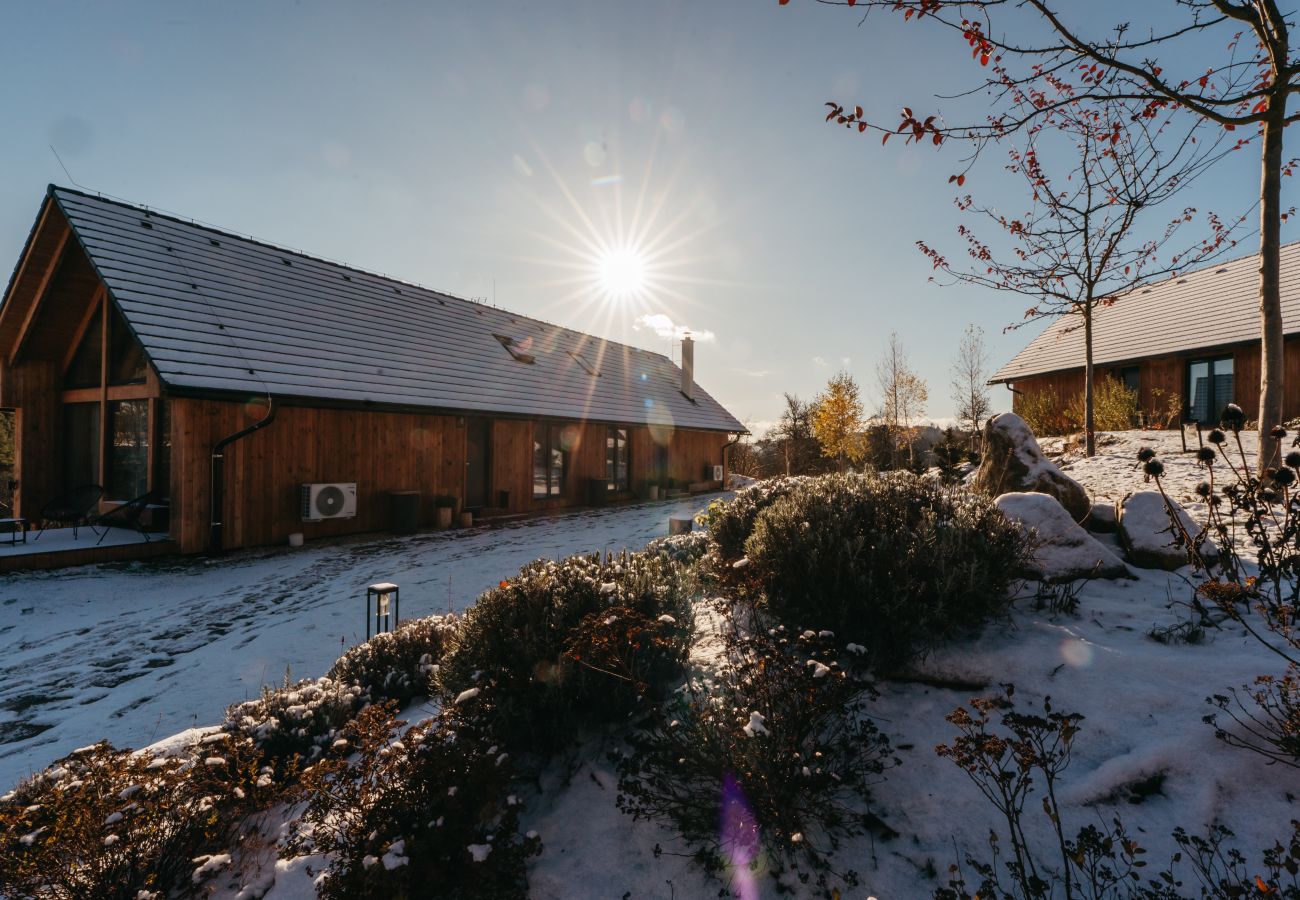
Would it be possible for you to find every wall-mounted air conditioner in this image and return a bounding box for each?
[710,465,724,482]
[301,483,357,521]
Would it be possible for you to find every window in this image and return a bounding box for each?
[1187,356,1234,423]
[1119,366,1140,395]
[533,422,568,498]
[108,305,147,385]
[65,309,103,389]
[495,333,536,364]
[62,402,100,487]
[606,427,629,492]
[108,399,149,498]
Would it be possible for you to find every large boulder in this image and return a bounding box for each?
[1118,491,1218,571]
[973,413,1091,522]
[995,492,1131,582]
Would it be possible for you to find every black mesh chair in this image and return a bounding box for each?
[91,491,160,545]
[35,484,104,540]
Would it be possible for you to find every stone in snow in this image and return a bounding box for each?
[973,413,1091,522]
[1119,491,1218,571]
[995,492,1131,582]
[1084,501,1117,534]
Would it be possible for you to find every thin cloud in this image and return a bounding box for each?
[812,356,828,368]
[734,368,772,378]
[634,313,716,343]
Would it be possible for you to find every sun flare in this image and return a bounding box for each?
[597,247,648,299]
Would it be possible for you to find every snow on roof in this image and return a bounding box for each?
[989,241,1300,384]
[47,186,745,433]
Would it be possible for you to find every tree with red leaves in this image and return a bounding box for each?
[918,95,1244,455]
[799,0,1298,471]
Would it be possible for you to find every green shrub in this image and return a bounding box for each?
[697,476,811,559]
[0,735,270,899]
[615,628,895,889]
[744,472,1027,671]
[328,614,459,706]
[224,675,363,772]
[290,701,541,900]
[435,551,694,750]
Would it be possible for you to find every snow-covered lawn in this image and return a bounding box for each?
[10,429,1298,899]
[0,495,722,790]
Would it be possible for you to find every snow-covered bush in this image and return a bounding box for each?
[697,476,811,559]
[615,628,895,890]
[744,472,1027,672]
[223,675,363,772]
[327,613,459,705]
[289,700,541,900]
[645,529,712,566]
[563,605,694,721]
[436,551,694,750]
[0,735,269,899]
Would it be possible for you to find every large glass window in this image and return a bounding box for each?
[64,309,103,389]
[107,399,149,498]
[108,306,147,385]
[1187,356,1234,423]
[62,402,101,487]
[606,427,629,492]
[533,422,568,498]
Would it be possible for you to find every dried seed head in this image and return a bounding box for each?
[1286,450,1300,469]
[1221,404,1246,432]
[1136,447,1157,462]
[1262,488,1281,504]
[1272,425,1289,439]
[1273,467,1296,487]
[1208,429,1227,445]
[1143,460,1165,478]
[1196,447,1216,464]
[1195,481,1212,498]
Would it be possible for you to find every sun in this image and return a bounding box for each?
[597,247,647,299]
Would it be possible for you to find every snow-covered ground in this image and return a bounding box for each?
[12,429,1299,899]
[0,495,721,790]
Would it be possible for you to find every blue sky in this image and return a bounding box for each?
[1,1,1291,434]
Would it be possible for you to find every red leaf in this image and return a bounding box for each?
[855,105,863,118]
[858,121,867,133]
[881,132,891,145]
[779,0,790,5]
[956,174,966,187]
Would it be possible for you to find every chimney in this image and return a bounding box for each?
[680,333,695,400]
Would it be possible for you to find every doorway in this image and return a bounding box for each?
[465,418,491,508]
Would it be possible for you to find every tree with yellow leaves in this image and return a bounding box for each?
[810,371,866,472]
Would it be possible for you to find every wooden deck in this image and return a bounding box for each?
[0,527,178,573]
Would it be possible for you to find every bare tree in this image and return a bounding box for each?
[919,95,1242,455]
[876,333,929,466]
[772,392,821,475]
[950,324,992,444]
[812,0,1300,470]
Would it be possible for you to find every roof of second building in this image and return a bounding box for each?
[45,186,744,432]
[990,240,1300,383]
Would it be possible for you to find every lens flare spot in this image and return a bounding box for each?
[720,774,761,900]
[1061,639,1094,668]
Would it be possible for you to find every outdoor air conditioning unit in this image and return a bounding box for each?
[301,483,357,522]
[710,465,724,482]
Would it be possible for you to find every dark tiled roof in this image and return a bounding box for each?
[48,187,744,432]
[990,241,1300,383]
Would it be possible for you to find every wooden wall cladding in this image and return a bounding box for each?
[170,397,733,552]
[172,399,468,552]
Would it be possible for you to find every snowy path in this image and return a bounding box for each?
[0,495,721,790]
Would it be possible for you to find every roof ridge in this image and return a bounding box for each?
[47,184,677,366]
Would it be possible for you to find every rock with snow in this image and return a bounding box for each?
[974,413,1091,522]
[1118,491,1217,571]
[1084,501,1117,534]
[995,492,1130,582]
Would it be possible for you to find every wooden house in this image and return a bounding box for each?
[0,186,744,557]
[990,242,1300,427]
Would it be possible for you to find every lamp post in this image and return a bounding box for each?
[366,582,400,640]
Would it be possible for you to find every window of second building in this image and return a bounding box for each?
[606,427,629,491]
[1187,356,1234,423]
